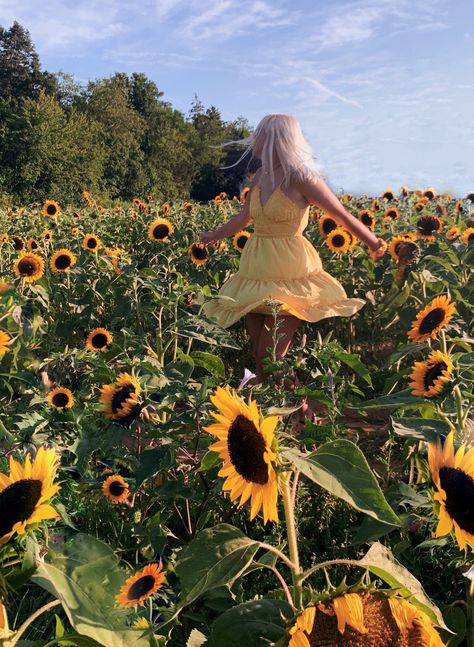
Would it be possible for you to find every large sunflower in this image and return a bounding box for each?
[325,227,351,254]
[86,327,113,351]
[42,200,61,218]
[461,227,474,244]
[50,249,77,273]
[202,385,279,524]
[233,230,251,251]
[409,350,453,397]
[188,242,209,267]
[0,330,12,354]
[47,387,75,410]
[116,563,166,607]
[0,447,60,544]
[147,218,174,242]
[289,592,445,647]
[99,372,142,423]
[407,295,456,342]
[13,252,45,283]
[319,215,338,237]
[82,233,102,252]
[416,215,443,240]
[388,234,418,261]
[102,474,129,503]
[428,431,474,551]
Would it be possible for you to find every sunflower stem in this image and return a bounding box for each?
[440,329,448,355]
[454,385,465,440]
[281,471,302,609]
[10,599,61,646]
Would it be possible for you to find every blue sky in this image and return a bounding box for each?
[1,0,473,196]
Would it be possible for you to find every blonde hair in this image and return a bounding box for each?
[213,113,324,190]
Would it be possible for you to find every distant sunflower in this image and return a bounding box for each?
[203,384,279,524]
[414,201,427,212]
[408,295,456,342]
[383,207,400,222]
[417,215,443,240]
[0,447,60,544]
[409,350,453,397]
[371,198,382,211]
[467,192,474,202]
[422,188,437,200]
[12,236,24,251]
[0,330,12,354]
[147,218,174,242]
[27,238,40,252]
[40,229,53,241]
[399,186,410,197]
[82,234,101,252]
[461,227,474,244]
[99,372,141,423]
[188,242,209,267]
[42,200,61,218]
[47,387,74,410]
[428,431,474,552]
[13,252,45,283]
[0,234,8,244]
[326,227,351,253]
[212,240,227,253]
[454,199,465,214]
[233,230,251,251]
[116,563,166,607]
[71,227,80,236]
[86,327,113,351]
[319,215,338,237]
[357,210,375,229]
[50,249,77,273]
[446,225,461,240]
[289,592,445,647]
[102,474,129,503]
[382,189,395,201]
[240,187,250,202]
[435,204,447,217]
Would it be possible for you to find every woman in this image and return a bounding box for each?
[198,114,387,397]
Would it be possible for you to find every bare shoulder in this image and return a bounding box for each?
[293,171,333,206]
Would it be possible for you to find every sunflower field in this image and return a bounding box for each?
[0,187,473,647]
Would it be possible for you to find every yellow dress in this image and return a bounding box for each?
[202,181,365,329]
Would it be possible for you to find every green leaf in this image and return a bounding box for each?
[190,350,226,379]
[348,389,425,410]
[175,524,259,609]
[282,442,400,526]
[388,343,425,366]
[391,417,450,442]
[206,599,293,647]
[135,445,176,487]
[334,351,372,386]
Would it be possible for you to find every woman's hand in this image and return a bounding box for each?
[199,230,219,246]
[368,238,387,262]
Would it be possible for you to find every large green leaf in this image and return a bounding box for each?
[190,350,225,379]
[32,534,153,647]
[175,524,259,609]
[391,417,450,442]
[283,441,400,526]
[348,389,425,410]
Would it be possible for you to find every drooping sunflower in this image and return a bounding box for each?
[407,295,456,342]
[147,218,174,242]
[102,474,130,503]
[325,227,351,254]
[86,327,113,351]
[116,563,166,607]
[394,241,420,281]
[13,252,45,283]
[388,234,418,261]
[82,233,101,252]
[357,209,375,229]
[202,384,279,524]
[47,387,74,410]
[288,592,445,647]
[409,350,453,397]
[0,447,60,544]
[50,249,77,273]
[445,225,461,240]
[99,372,142,423]
[240,187,250,202]
[188,242,209,267]
[428,431,474,551]
[383,207,400,222]
[233,230,251,251]
[461,227,474,244]
[27,238,40,252]
[0,330,12,354]
[416,215,443,240]
[42,200,61,218]
[319,215,338,237]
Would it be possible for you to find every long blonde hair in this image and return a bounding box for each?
[214,113,324,190]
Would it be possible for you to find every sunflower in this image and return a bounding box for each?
[467,192,474,202]
[147,218,174,242]
[371,198,382,211]
[325,227,351,253]
[132,618,152,630]
[233,230,251,251]
[240,187,250,202]
[394,241,420,281]
[399,186,410,197]
[422,188,436,200]
[382,189,395,201]
[461,227,474,244]
[71,227,80,236]
[27,238,40,252]
[319,215,338,237]
[289,592,445,647]
[40,229,53,241]
[11,236,24,251]
[435,204,447,217]
[188,242,209,267]
[0,234,8,244]
[388,234,418,261]
[383,207,400,222]
[446,225,461,240]
[409,350,453,397]
[408,295,456,342]
[428,431,474,552]
[0,447,60,544]
[47,387,74,410]
[99,372,142,422]
[202,384,279,524]
[50,249,77,273]
[13,252,45,283]
[212,240,227,252]
[116,563,166,607]
[162,203,170,214]
[416,215,443,240]
[454,199,465,214]
[82,233,101,252]
[42,200,61,218]
[102,474,130,503]
[0,330,12,354]
[86,327,113,351]
[357,210,375,228]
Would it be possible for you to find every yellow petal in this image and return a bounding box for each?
[435,504,453,537]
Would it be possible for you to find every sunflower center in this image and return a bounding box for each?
[87,238,98,249]
[423,362,447,390]
[152,224,169,239]
[55,254,71,270]
[47,204,57,215]
[322,219,337,235]
[13,237,24,250]
[417,216,439,235]
[112,385,136,413]
[0,479,43,538]
[52,391,70,408]
[418,308,445,334]
[192,246,207,260]
[29,240,38,249]
[439,467,474,534]
[227,414,269,485]
[387,210,397,219]
[127,575,156,600]
[237,236,248,248]
[361,213,372,225]
[468,232,474,243]
[109,480,126,496]
[18,258,38,276]
[332,234,345,248]
[92,333,108,349]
